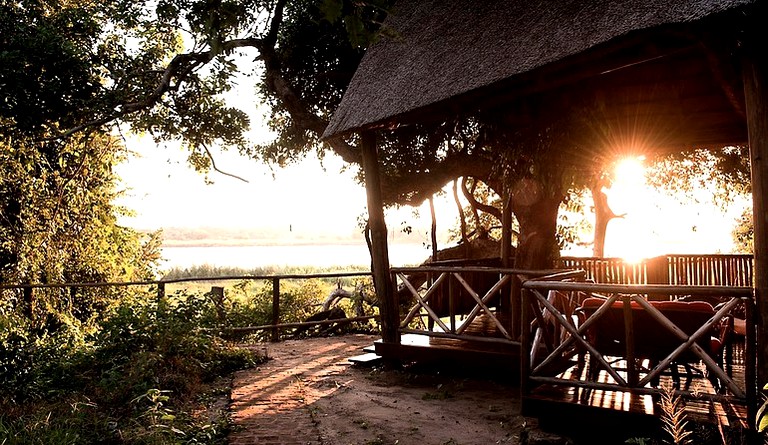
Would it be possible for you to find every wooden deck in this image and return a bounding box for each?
[376,326,750,430]
[524,353,749,430]
[374,312,521,371]
[382,262,756,437]
[374,306,750,434]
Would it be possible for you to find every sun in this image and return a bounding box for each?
[613,156,646,189]
[603,156,652,262]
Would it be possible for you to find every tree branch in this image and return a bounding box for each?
[382,152,494,206]
[461,177,502,220]
[55,38,264,140]
[201,143,249,183]
[453,179,468,242]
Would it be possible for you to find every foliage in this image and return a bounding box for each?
[0,132,162,328]
[732,206,754,254]
[0,290,260,444]
[0,309,87,403]
[659,387,692,445]
[646,146,751,208]
[757,383,768,434]
[224,278,325,339]
[556,188,593,252]
[254,0,375,165]
[0,0,103,135]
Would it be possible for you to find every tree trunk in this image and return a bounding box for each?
[510,177,564,337]
[591,179,620,258]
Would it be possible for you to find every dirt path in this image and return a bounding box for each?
[229,334,532,445]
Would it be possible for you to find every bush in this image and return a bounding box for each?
[0,308,89,402]
[84,292,256,405]
[224,279,325,340]
[0,290,261,444]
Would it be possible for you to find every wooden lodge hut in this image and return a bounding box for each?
[323,0,766,435]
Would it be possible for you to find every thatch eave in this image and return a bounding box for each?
[322,0,756,141]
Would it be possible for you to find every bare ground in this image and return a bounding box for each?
[228,334,556,445]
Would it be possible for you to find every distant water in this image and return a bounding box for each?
[160,243,432,269]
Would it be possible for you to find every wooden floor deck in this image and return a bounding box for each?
[525,352,749,431]
[374,333,520,371]
[374,312,520,370]
[371,312,750,432]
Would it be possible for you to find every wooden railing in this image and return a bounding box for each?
[521,280,754,407]
[666,254,753,287]
[391,266,582,345]
[0,271,373,342]
[558,254,753,287]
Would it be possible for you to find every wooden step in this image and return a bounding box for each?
[348,352,383,366]
[363,344,376,353]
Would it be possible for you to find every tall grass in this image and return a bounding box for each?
[161,264,370,281]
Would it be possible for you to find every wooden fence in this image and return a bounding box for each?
[0,271,373,342]
[558,254,753,287]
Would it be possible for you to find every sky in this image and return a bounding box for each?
[113,134,453,245]
[113,64,453,247]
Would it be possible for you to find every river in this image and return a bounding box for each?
[160,242,432,270]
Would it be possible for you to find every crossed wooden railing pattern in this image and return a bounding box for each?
[392,267,583,344]
[392,266,515,344]
[396,267,514,342]
[521,280,754,403]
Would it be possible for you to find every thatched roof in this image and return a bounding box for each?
[323,0,755,140]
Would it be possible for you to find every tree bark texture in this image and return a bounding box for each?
[510,177,564,337]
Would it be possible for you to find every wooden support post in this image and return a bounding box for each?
[272,277,280,342]
[623,294,637,387]
[449,275,456,334]
[744,1,768,408]
[23,285,34,319]
[501,190,519,337]
[361,131,398,344]
[520,288,533,415]
[210,286,225,322]
[156,282,165,301]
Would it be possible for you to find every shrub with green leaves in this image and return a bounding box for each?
[1,290,260,444]
[224,279,325,339]
[87,292,256,404]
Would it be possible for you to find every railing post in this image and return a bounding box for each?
[449,273,456,334]
[23,285,34,319]
[520,284,532,414]
[156,282,165,301]
[272,277,280,342]
[210,286,225,322]
[623,294,637,387]
[746,295,757,429]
